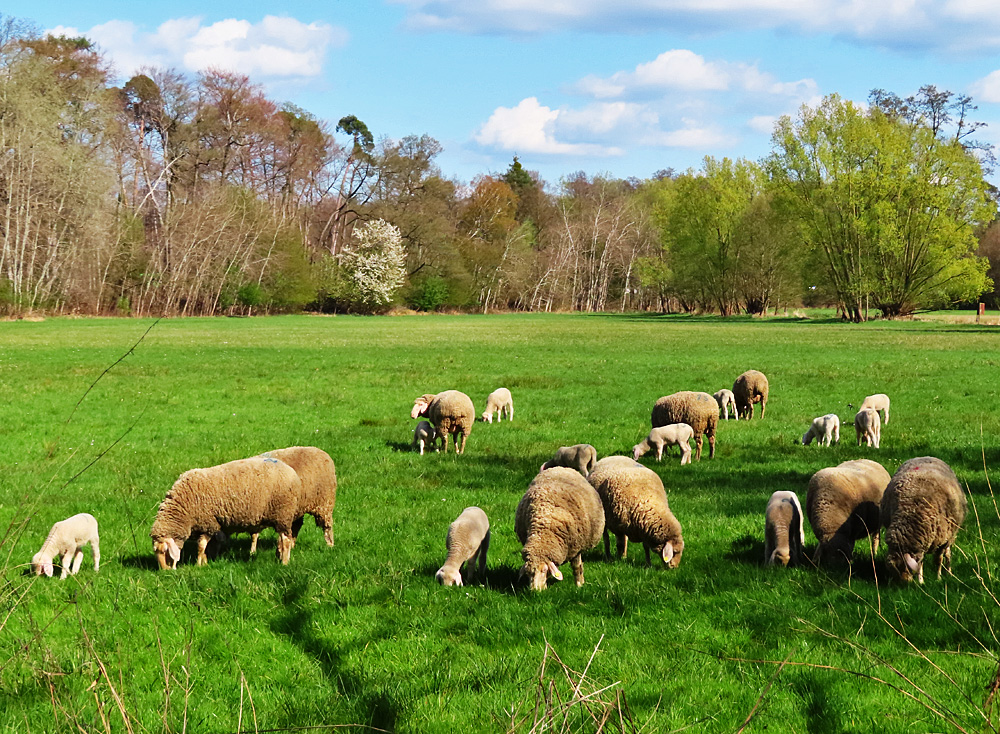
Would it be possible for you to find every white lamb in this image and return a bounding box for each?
[860,393,890,425]
[802,414,841,446]
[481,387,513,423]
[435,507,490,586]
[632,423,694,464]
[31,513,100,578]
[713,389,738,420]
[855,408,881,448]
[412,420,438,455]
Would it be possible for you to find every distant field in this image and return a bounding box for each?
[2,313,999,733]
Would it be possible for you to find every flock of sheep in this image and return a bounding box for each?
[423,371,966,591]
[29,369,964,592]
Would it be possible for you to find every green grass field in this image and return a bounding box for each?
[2,312,1000,733]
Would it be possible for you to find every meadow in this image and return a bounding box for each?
[1,312,999,733]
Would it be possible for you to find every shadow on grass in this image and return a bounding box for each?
[272,578,399,732]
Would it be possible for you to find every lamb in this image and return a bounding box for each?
[252,446,337,551]
[435,506,490,586]
[860,393,890,425]
[31,513,100,578]
[881,456,967,584]
[481,387,513,423]
[514,467,605,591]
[632,423,694,464]
[651,391,718,460]
[411,390,476,454]
[806,459,891,566]
[764,491,804,567]
[587,456,684,568]
[713,389,738,420]
[412,420,438,455]
[854,408,881,448]
[541,444,598,475]
[733,370,769,420]
[150,456,301,569]
[802,413,841,446]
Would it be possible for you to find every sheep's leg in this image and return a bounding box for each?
[319,514,334,547]
[655,443,663,461]
[196,534,210,566]
[457,430,468,455]
[508,402,513,422]
[760,398,766,419]
[70,550,84,575]
[617,534,629,559]
[478,532,490,579]
[708,433,715,459]
[694,435,703,461]
[441,431,451,454]
[680,444,691,465]
[91,538,100,572]
[60,552,72,579]
[250,533,259,555]
[570,554,585,587]
[278,533,293,565]
[643,544,652,567]
[603,530,612,560]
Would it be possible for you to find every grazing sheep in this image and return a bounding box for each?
[764,491,804,567]
[514,467,605,591]
[806,459,891,566]
[588,456,684,568]
[802,414,841,446]
[860,393,890,425]
[435,506,490,586]
[481,387,513,423]
[412,420,438,455]
[854,408,881,448]
[632,423,694,464]
[651,391,718,460]
[882,456,967,584]
[713,389,739,420]
[411,390,476,454]
[31,513,100,578]
[150,456,301,569]
[733,370,769,420]
[254,446,337,550]
[541,444,598,475]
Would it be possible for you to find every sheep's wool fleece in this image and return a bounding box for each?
[588,457,682,549]
[807,459,890,544]
[151,457,301,541]
[651,391,718,435]
[515,468,604,565]
[429,390,476,434]
[881,456,967,554]
[261,447,337,517]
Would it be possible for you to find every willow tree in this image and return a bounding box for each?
[769,93,994,320]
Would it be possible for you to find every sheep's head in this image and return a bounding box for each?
[632,443,645,461]
[481,411,494,423]
[767,548,791,567]
[152,538,182,570]
[31,552,53,577]
[518,560,562,591]
[411,394,435,420]
[659,540,683,569]
[801,429,814,446]
[886,551,922,584]
[435,567,463,586]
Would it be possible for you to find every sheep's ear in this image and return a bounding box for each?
[661,542,674,565]
[166,539,181,565]
[454,575,463,587]
[547,561,563,581]
[43,562,53,577]
[540,463,547,472]
[904,553,919,574]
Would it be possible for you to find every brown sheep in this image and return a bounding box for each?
[252,446,338,551]
[733,370,769,420]
[764,491,804,567]
[411,390,476,454]
[806,459,891,566]
[881,456,967,584]
[651,391,718,460]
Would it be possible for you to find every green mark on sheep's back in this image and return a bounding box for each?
[1,312,1000,732]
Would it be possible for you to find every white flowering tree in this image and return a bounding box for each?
[339,219,406,308]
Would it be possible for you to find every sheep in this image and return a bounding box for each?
[713,389,738,420]
[632,423,694,464]
[802,413,841,446]
[253,446,337,550]
[764,491,804,567]
[435,507,490,586]
[733,370,769,420]
[587,456,684,568]
[651,391,718,460]
[411,390,476,454]
[481,387,513,423]
[881,456,967,584]
[412,420,438,455]
[31,513,100,578]
[150,456,301,569]
[854,408,881,448]
[860,393,890,425]
[514,467,605,591]
[806,459,891,566]
[541,444,598,475]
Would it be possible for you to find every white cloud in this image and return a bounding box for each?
[48,15,347,81]
[747,115,779,135]
[970,70,1000,103]
[475,98,624,156]
[390,0,1000,53]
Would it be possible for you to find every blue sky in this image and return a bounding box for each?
[8,1,1000,188]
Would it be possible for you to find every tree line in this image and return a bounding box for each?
[1,17,997,320]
